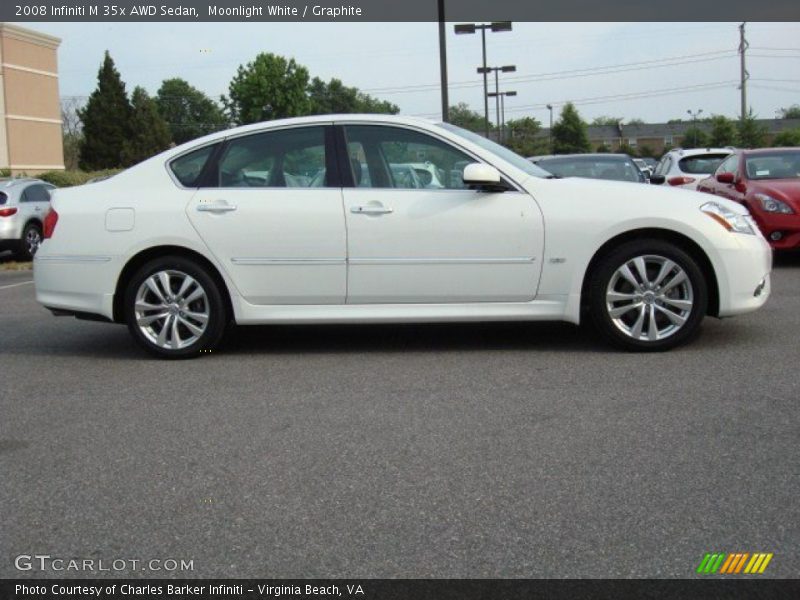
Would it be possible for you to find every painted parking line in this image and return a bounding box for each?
[0,280,33,290]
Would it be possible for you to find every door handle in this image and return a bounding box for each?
[350,205,393,215]
[197,202,237,213]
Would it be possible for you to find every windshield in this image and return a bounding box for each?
[437,122,552,179]
[536,156,643,183]
[744,151,800,180]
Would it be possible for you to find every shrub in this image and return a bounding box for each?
[37,169,122,187]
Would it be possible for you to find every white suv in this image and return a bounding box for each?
[0,178,56,260]
[653,148,733,190]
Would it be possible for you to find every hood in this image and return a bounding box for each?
[748,179,800,207]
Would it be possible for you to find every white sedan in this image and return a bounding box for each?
[34,115,771,358]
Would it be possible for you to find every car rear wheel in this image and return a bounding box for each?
[124,256,227,358]
[18,222,42,261]
[589,240,708,351]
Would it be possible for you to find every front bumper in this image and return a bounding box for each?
[715,232,772,318]
[751,211,800,250]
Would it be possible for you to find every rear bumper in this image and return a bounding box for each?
[715,232,772,317]
[33,253,118,321]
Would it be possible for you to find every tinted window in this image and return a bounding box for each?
[344,125,473,190]
[21,184,51,203]
[654,156,671,177]
[170,144,217,187]
[678,153,729,175]
[744,151,800,180]
[716,154,739,176]
[217,127,328,188]
[536,156,643,183]
[0,191,7,206]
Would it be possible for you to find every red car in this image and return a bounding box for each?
[697,148,800,250]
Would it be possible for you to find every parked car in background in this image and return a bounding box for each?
[35,115,771,358]
[696,147,800,250]
[652,148,732,190]
[0,178,56,260]
[632,158,653,178]
[529,154,648,184]
[641,157,658,172]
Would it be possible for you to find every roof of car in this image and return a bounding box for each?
[740,147,800,155]
[664,147,734,157]
[0,177,42,188]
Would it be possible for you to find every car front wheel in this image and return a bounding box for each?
[589,240,708,351]
[124,256,227,358]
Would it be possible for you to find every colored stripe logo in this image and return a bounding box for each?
[697,552,773,574]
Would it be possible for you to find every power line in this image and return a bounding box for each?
[362,49,737,94]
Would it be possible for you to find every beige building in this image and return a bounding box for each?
[0,23,63,175]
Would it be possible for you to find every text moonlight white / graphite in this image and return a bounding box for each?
[208,5,363,18]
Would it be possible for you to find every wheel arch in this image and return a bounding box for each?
[113,245,233,323]
[579,228,720,319]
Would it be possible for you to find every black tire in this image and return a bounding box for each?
[124,256,228,359]
[17,222,42,261]
[588,239,708,351]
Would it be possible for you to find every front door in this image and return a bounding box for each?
[339,124,543,304]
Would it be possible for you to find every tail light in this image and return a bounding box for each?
[0,207,18,217]
[668,176,696,186]
[43,208,59,239]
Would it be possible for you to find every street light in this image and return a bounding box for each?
[687,108,703,147]
[479,65,516,134]
[546,104,554,153]
[488,90,517,142]
[454,21,513,136]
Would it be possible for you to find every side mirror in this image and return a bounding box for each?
[716,172,735,184]
[463,163,507,192]
[649,175,666,185]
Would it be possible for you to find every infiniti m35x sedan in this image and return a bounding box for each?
[34,115,772,358]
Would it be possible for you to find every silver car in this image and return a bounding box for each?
[0,178,55,260]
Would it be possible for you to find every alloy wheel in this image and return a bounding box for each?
[26,228,42,256]
[134,269,210,350]
[605,254,694,342]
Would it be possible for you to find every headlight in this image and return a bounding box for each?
[701,201,755,235]
[754,193,794,214]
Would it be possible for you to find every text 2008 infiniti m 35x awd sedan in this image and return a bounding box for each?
[34,115,771,358]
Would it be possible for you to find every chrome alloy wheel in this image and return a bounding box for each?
[605,254,694,342]
[134,270,210,350]
[26,228,42,256]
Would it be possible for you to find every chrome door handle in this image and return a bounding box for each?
[350,206,393,215]
[197,202,237,213]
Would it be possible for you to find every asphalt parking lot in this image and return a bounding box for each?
[1,254,798,579]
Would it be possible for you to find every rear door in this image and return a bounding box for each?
[186,125,348,305]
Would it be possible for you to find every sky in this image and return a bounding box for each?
[24,21,800,125]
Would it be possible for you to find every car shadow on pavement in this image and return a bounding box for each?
[219,322,620,356]
[773,249,800,268]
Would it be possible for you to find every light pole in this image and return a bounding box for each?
[488,90,517,142]
[687,108,703,147]
[546,104,554,153]
[479,65,516,135]
[454,21,512,137]
[437,0,448,122]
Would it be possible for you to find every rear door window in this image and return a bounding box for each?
[169,144,218,187]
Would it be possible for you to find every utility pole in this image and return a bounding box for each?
[739,22,749,121]
[438,0,449,122]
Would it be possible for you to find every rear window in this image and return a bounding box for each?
[678,154,729,175]
[169,144,218,187]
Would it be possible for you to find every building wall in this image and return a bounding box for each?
[0,24,63,175]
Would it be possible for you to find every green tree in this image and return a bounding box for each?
[591,116,622,126]
[448,102,489,133]
[637,144,656,158]
[737,109,768,148]
[552,103,591,154]
[121,87,172,166]
[307,77,398,115]
[504,116,544,157]
[778,105,800,119]
[617,142,637,156]
[222,53,310,125]
[79,51,132,170]
[708,115,736,147]
[627,118,645,125]
[682,126,708,149]
[773,128,800,146]
[595,144,610,153]
[155,78,228,145]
